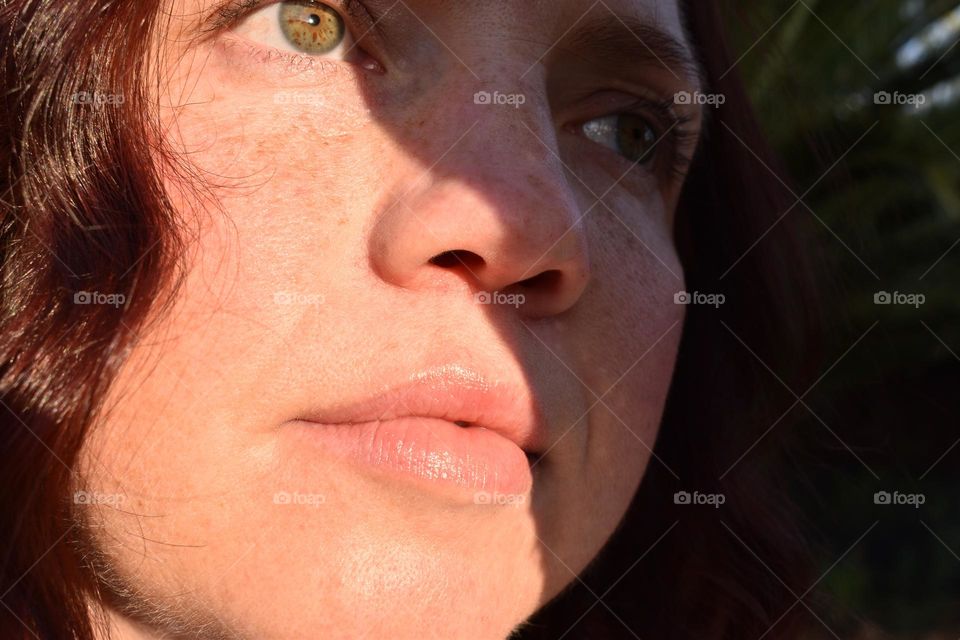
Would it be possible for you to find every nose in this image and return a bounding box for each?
[368,115,591,319]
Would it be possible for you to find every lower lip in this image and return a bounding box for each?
[288,417,534,497]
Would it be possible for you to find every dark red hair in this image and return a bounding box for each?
[0,1,181,638]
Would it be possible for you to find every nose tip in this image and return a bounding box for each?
[369,169,591,318]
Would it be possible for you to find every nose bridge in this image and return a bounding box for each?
[445,108,577,235]
[415,79,547,163]
[439,93,586,236]
[387,73,581,239]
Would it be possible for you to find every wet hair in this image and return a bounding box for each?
[0,1,818,638]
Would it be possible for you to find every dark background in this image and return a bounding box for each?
[725,1,960,636]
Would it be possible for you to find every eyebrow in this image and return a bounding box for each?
[562,13,704,86]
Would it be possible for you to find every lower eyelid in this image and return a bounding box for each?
[215,33,351,81]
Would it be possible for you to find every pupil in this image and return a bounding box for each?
[617,118,656,163]
[307,13,321,26]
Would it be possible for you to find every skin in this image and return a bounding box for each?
[80,1,703,638]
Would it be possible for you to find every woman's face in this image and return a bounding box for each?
[83,1,702,637]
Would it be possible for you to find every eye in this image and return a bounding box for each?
[581,114,660,164]
[234,0,356,59]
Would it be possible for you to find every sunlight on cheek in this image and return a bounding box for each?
[337,542,445,599]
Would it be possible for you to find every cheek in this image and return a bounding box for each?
[522,186,682,592]
[585,243,682,551]
[585,191,684,460]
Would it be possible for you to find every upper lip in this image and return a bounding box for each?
[292,364,549,455]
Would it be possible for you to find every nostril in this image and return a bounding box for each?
[517,269,562,291]
[429,251,458,268]
[429,249,484,271]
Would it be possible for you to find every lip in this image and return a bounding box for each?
[285,364,548,497]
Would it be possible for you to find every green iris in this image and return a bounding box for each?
[582,114,660,163]
[615,115,658,163]
[279,1,346,55]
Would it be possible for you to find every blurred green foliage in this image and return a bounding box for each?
[724,0,960,635]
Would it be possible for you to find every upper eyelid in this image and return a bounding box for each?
[571,96,694,138]
[624,98,684,130]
